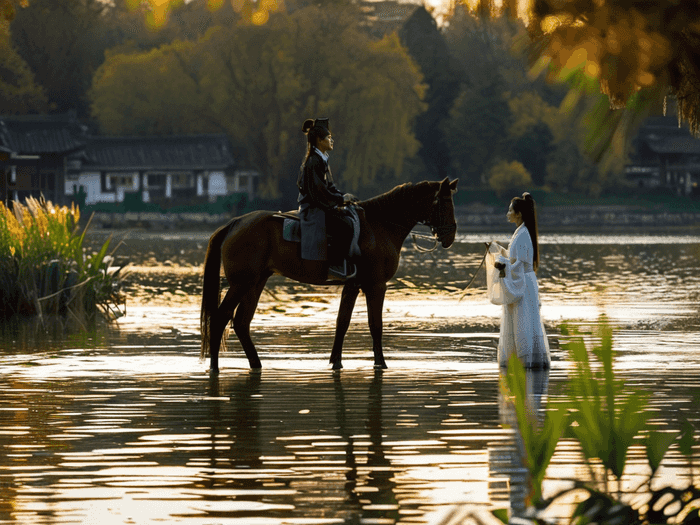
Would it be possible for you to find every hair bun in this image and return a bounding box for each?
[302,119,315,134]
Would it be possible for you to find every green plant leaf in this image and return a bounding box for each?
[646,429,680,477]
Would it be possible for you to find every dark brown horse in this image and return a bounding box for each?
[200,177,458,372]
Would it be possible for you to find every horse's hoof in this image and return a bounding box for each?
[332,362,343,370]
[209,367,220,374]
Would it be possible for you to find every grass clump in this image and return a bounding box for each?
[0,196,124,323]
[497,317,700,524]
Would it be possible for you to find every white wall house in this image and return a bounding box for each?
[65,134,257,207]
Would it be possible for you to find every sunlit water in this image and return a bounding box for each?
[1,229,699,524]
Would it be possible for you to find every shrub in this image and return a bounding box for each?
[0,196,125,322]
[488,160,533,198]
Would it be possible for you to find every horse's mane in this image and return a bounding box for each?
[359,181,436,221]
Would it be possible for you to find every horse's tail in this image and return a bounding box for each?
[200,220,235,360]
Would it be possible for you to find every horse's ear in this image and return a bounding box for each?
[449,178,459,194]
[439,177,451,195]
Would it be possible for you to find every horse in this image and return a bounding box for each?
[200,177,458,372]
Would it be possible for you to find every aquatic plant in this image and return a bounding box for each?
[498,318,700,524]
[0,196,124,323]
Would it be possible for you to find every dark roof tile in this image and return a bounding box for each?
[0,113,87,154]
[83,135,236,170]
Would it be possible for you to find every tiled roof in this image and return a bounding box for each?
[82,135,236,170]
[647,135,700,155]
[0,113,88,154]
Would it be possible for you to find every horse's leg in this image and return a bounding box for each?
[210,285,250,373]
[329,282,361,370]
[364,282,388,369]
[233,274,270,369]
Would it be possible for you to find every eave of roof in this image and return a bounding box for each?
[647,136,700,154]
[82,134,236,171]
[0,113,88,154]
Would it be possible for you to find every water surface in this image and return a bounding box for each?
[1,230,699,524]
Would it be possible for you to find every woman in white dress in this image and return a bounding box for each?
[488,192,550,369]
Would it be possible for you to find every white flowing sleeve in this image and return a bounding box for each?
[486,232,528,305]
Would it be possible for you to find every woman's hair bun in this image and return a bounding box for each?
[302,119,315,134]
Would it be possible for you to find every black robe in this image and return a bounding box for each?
[297,151,345,260]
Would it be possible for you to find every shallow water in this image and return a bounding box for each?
[1,229,700,524]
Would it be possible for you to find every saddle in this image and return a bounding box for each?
[273,211,303,243]
[272,209,361,280]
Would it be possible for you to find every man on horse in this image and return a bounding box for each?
[297,118,358,279]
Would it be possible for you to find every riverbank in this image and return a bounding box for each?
[457,203,700,232]
[84,204,700,232]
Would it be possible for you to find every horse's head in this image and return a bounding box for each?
[427,177,458,248]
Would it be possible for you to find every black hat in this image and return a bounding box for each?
[302,118,330,134]
[314,118,329,132]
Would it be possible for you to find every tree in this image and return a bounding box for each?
[456,0,700,169]
[0,20,46,114]
[444,79,512,186]
[9,0,117,117]
[90,6,425,201]
[506,91,556,185]
[398,6,462,180]
[0,0,26,21]
[529,0,700,132]
[122,0,280,29]
[106,0,241,54]
[488,159,532,196]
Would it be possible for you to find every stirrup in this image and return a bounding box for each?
[328,260,356,280]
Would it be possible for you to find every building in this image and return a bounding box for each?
[626,115,700,196]
[0,112,258,209]
[0,112,88,206]
[65,134,255,208]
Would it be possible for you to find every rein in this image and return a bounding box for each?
[411,230,439,252]
[457,242,491,302]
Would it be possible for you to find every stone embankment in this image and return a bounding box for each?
[457,204,700,232]
[90,211,230,230]
[87,205,700,232]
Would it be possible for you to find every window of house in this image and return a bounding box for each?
[171,173,193,188]
[148,173,167,187]
[106,173,136,190]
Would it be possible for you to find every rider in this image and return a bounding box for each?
[297,118,357,275]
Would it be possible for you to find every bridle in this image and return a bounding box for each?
[420,193,457,245]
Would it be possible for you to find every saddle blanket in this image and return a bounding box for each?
[280,208,361,258]
[283,218,301,243]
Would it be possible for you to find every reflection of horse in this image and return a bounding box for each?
[200,178,458,372]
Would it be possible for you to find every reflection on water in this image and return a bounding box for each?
[0,231,699,523]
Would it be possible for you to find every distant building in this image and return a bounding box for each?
[0,112,258,208]
[66,134,257,207]
[626,115,700,196]
[0,112,88,206]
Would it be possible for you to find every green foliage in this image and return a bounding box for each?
[488,159,532,197]
[9,0,118,117]
[0,18,46,114]
[564,320,649,487]
[498,317,700,524]
[90,5,424,199]
[502,353,567,505]
[0,197,124,322]
[445,80,513,186]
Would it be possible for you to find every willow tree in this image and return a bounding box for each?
[0,20,46,114]
[524,0,700,165]
[0,0,25,21]
[90,5,425,199]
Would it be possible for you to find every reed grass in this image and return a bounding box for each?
[0,196,124,323]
